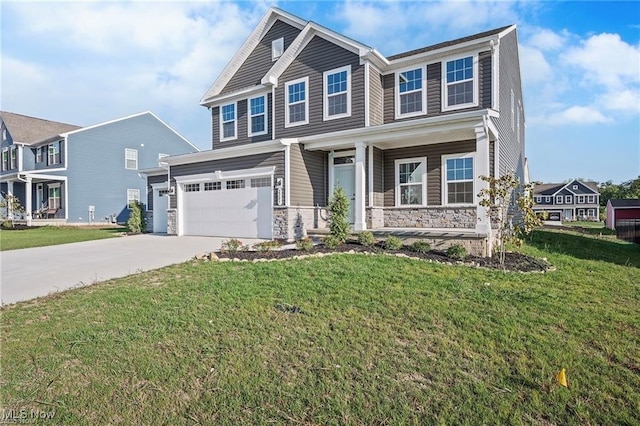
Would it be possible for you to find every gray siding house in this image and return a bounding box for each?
[0,111,198,226]
[533,180,600,221]
[151,7,526,255]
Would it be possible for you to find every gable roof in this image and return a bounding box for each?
[608,199,640,208]
[534,180,599,196]
[200,7,307,104]
[0,111,81,145]
[387,25,513,61]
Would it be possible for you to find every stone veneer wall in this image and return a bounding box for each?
[145,211,154,233]
[167,209,177,235]
[273,206,329,241]
[367,208,384,229]
[399,236,488,257]
[383,207,477,228]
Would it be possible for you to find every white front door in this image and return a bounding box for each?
[153,187,169,233]
[36,184,43,209]
[333,163,355,224]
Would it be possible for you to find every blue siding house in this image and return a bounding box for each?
[1,111,198,228]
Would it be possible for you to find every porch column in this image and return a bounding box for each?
[25,176,32,226]
[354,141,367,231]
[475,124,491,238]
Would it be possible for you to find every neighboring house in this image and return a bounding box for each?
[606,199,640,230]
[147,7,527,256]
[0,111,198,226]
[532,179,600,222]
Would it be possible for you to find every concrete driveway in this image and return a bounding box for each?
[0,234,262,305]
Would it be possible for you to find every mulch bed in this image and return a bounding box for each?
[212,242,551,273]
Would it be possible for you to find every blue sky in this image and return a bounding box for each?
[1,1,638,184]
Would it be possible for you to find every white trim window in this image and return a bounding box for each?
[545,196,551,203]
[556,195,563,204]
[323,65,351,120]
[443,154,475,205]
[1,149,7,171]
[220,103,237,141]
[285,77,309,127]
[127,189,140,209]
[10,147,17,169]
[587,195,595,203]
[2,128,6,141]
[125,148,138,170]
[443,55,478,111]
[588,208,596,218]
[578,195,585,204]
[535,196,542,203]
[565,195,572,204]
[248,95,267,136]
[272,37,284,61]
[36,146,43,163]
[48,141,61,165]
[49,184,61,209]
[395,157,427,206]
[396,67,425,118]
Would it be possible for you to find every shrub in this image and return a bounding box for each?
[127,201,147,234]
[357,231,376,247]
[446,244,467,260]
[383,235,403,251]
[253,240,281,252]
[328,187,350,243]
[296,237,314,251]
[221,238,244,253]
[323,235,342,249]
[410,240,431,254]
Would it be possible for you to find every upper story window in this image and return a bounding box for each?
[395,157,426,206]
[10,147,17,169]
[443,154,474,205]
[272,37,284,61]
[285,77,309,127]
[556,195,563,204]
[48,141,61,165]
[2,128,6,141]
[577,195,585,203]
[565,195,572,204]
[588,195,595,203]
[248,95,267,136]
[443,55,478,111]
[396,67,425,118]
[545,196,550,203]
[535,196,542,203]
[125,148,138,170]
[323,66,351,120]
[1,149,7,171]
[220,103,237,141]
[36,146,43,163]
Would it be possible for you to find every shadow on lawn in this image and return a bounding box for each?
[528,229,640,268]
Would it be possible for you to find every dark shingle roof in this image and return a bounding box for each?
[609,199,640,208]
[534,181,599,196]
[387,25,513,61]
[0,111,81,145]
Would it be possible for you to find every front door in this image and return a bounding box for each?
[333,163,355,224]
[564,209,573,221]
[153,188,169,233]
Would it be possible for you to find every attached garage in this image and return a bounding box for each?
[176,167,275,239]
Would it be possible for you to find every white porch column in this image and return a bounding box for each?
[475,124,491,237]
[25,177,32,226]
[354,141,367,231]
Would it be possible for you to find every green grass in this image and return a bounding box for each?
[0,226,125,251]
[1,229,639,424]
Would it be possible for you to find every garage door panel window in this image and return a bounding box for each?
[184,183,200,192]
[226,179,245,190]
[251,177,271,188]
[204,182,222,191]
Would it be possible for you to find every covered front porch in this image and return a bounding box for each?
[1,172,67,226]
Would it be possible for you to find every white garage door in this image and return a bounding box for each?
[181,177,273,239]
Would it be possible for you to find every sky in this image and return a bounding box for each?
[1,0,638,184]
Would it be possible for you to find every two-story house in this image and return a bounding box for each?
[148,7,526,256]
[0,111,198,226]
[532,179,600,221]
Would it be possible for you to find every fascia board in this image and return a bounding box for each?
[201,85,271,107]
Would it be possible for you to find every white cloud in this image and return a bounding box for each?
[563,33,640,90]
[527,28,566,51]
[546,106,612,125]
[599,89,640,114]
[519,45,552,82]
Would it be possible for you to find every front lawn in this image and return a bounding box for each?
[1,230,638,424]
[0,225,125,251]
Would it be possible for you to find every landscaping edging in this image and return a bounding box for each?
[195,243,553,273]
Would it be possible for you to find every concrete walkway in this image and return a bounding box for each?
[0,234,262,305]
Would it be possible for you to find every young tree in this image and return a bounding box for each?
[0,193,25,228]
[478,173,542,266]
[127,201,147,234]
[328,187,350,243]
